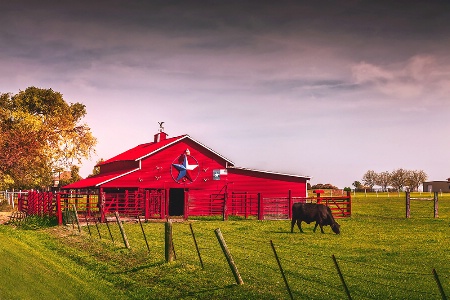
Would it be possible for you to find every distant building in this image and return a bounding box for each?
[422,179,450,193]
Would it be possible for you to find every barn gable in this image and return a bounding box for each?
[64,131,235,189]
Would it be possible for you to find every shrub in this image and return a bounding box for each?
[18,215,58,230]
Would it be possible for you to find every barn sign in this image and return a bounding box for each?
[213,169,227,180]
[170,150,199,184]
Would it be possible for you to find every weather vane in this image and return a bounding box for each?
[158,121,164,132]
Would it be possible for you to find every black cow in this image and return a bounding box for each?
[291,203,340,234]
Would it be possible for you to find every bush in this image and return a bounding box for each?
[311,183,338,190]
[18,215,58,230]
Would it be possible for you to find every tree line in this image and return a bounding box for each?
[352,169,428,192]
[0,87,97,190]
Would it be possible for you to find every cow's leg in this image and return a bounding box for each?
[297,220,304,233]
[290,218,296,233]
[313,222,319,232]
[319,224,325,233]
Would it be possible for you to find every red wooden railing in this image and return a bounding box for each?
[18,191,56,217]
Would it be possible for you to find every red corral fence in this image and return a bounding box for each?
[17,190,351,225]
[18,191,57,217]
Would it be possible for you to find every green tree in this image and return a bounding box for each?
[352,181,362,189]
[0,87,97,189]
[59,165,83,187]
[88,158,104,177]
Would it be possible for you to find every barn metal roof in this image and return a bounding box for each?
[99,134,234,166]
[63,168,139,189]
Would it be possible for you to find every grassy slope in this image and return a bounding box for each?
[1,192,449,299]
[0,226,124,300]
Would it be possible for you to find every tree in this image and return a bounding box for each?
[362,170,377,189]
[406,170,427,192]
[376,171,391,192]
[88,158,104,177]
[311,183,338,190]
[352,181,362,189]
[0,87,97,189]
[390,168,408,191]
[59,165,83,187]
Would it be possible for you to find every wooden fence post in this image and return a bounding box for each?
[332,254,352,300]
[434,192,439,218]
[405,191,411,218]
[72,204,81,233]
[270,240,294,300]
[189,223,204,269]
[105,218,114,243]
[94,220,102,239]
[85,217,92,238]
[115,211,130,249]
[138,216,150,253]
[433,268,447,300]
[214,228,244,285]
[165,220,174,262]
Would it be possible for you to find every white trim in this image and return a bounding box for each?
[227,166,311,179]
[186,135,234,165]
[95,168,140,186]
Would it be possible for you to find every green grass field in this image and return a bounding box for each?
[1,192,450,299]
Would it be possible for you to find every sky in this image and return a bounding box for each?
[1,0,450,188]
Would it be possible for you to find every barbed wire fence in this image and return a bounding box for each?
[56,210,450,299]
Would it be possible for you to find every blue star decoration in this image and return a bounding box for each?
[172,154,199,182]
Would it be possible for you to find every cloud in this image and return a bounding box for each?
[351,55,450,107]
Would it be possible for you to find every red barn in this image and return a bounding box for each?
[64,129,311,220]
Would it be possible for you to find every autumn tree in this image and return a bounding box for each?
[0,87,97,189]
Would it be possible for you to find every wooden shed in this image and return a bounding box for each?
[63,129,311,220]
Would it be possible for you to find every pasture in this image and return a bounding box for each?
[1,192,450,299]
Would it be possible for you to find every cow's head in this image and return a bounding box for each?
[331,222,340,234]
